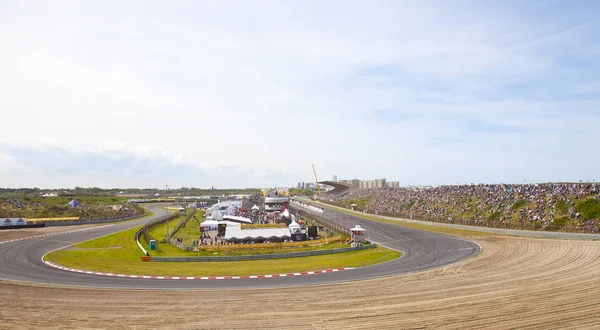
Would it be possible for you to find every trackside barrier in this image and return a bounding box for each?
[167,209,196,239]
[195,236,341,251]
[28,217,80,223]
[136,228,149,256]
[290,201,351,236]
[151,244,376,262]
[141,209,178,248]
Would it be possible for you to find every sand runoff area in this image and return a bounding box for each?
[2,225,600,329]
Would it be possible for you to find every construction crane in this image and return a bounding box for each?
[312,164,321,196]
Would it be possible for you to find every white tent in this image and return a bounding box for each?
[288,218,301,234]
[251,204,259,211]
[226,205,236,215]
[281,209,290,218]
[200,220,241,230]
[222,215,252,224]
[212,210,223,221]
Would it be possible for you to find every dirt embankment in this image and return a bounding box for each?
[2,234,600,329]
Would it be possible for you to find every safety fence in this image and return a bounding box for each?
[193,236,341,251]
[150,244,376,262]
[141,210,179,247]
[290,202,352,236]
[165,210,197,249]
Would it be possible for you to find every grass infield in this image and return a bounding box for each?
[45,225,399,277]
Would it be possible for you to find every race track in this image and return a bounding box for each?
[0,204,480,289]
[3,205,600,328]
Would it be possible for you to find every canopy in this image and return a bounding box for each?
[281,209,290,218]
[251,204,259,211]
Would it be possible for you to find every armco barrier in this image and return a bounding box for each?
[151,244,376,262]
[140,209,178,247]
[136,228,149,256]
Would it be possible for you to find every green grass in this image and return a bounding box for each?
[147,216,182,241]
[171,210,204,245]
[511,199,526,210]
[44,224,399,276]
[575,199,600,220]
[555,200,569,215]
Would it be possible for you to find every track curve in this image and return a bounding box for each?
[0,204,481,289]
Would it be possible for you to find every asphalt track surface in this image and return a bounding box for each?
[0,204,481,290]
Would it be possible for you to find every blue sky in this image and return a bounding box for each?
[0,1,598,188]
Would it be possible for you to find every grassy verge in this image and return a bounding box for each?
[171,210,204,245]
[44,225,399,276]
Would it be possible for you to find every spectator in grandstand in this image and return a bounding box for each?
[330,183,600,231]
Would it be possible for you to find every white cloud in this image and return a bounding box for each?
[0,0,598,187]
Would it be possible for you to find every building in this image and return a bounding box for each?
[359,178,387,189]
[386,181,400,188]
[332,175,338,182]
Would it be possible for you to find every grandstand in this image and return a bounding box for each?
[319,181,354,198]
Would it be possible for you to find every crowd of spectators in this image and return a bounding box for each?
[329,183,600,231]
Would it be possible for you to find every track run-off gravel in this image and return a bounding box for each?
[2,225,600,329]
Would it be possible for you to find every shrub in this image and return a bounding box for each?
[576,199,600,220]
[555,200,569,215]
[511,199,526,210]
[488,211,501,222]
[553,216,569,227]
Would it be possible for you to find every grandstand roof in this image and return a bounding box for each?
[318,181,354,196]
[318,181,354,188]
